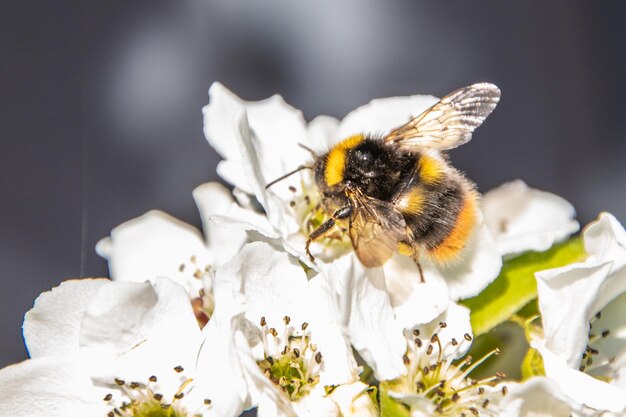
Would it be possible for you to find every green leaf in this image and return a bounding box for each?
[521,347,545,380]
[461,237,585,337]
[380,382,411,417]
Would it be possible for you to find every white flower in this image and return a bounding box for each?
[499,377,588,417]
[482,180,580,257]
[96,181,247,325]
[533,212,626,413]
[203,82,502,320]
[13,277,248,417]
[383,302,508,416]
[215,241,377,417]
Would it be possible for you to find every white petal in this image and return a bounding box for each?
[292,392,340,417]
[324,255,406,381]
[482,180,580,256]
[499,377,583,417]
[0,355,106,417]
[416,302,473,360]
[96,210,211,295]
[192,279,250,417]
[386,390,436,417]
[81,278,201,388]
[328,382,378,417]
[536,261,613,368]
[338,94,440,140]
[307,115,340,152]
[193,181,247,264]
[383,253,449,327]
[436,220,503,300]
[210,205,280,241]
[585,290,626,388]
[534,341,626,412]
[23,278,108,358]
[584,213,626,267]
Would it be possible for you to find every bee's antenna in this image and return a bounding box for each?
[265,165,313,189]
[298,143,317,157]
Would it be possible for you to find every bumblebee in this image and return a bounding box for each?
[267,83,501,273]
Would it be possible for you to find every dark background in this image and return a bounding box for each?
[1,1,625,369]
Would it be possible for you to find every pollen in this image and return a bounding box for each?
[388,324,506,416]
[102,367,211,417]
[256,315,323,401]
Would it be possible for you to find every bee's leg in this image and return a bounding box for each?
[411,253,425,283]
[398,241,426,283]
[306,205,352,262]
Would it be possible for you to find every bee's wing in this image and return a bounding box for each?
[384,83,500,151]
[348,191,406,268]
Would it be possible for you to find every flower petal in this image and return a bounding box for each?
[536,261,613,368]
[0,355,106,417]
[96,210,211,295]
[23,278,108,358]
[324,255,406,381]
[307,115,340,152]
[435,220,503,300]
[328,382,378,417]
[534,340,626,412]
[482,180,579,256]
[80,278,201,388]
[383,253,450,327]
[193,181,247,264]
[338,95,440,140]
[499,377,583,417]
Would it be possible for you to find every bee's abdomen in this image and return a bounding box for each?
[400,169,477,262]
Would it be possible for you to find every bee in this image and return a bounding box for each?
[266,83,501,275]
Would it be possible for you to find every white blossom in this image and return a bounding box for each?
[534,212,626,413]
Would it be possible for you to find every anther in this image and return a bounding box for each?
[439,322,447,328]
[412,329,420,337]
[415,338,423,347]
[304,196,311,205]
[114,378,125,386]
[464,333,473,341]
[179,264,185,272]
[292,348,301,359]
[204,399,212,405]
[174,365,184,373]
[149,375,157,382]
[289,201,296,207]
[403,354,410,365]
[129,382,140,389]
[596,311,602,319]
[482,399,490,408]
[153,393,163,401]
[470,407,479,416]
[422,366,430,376]
[190,255,197,263]
[427,345,433,355]
[283,316,291,325]
[452,393,460,402]
[269,328,278,337]
[174,393,184,400]
[501,386,508,396]
[266,356,274,365]
[431,334,439,343]
[315,352,323,364]
[260,317,267,327]
[103,393,113,401]
[451,338,458,346]
[108,412,115,417]
[288,186,296,193]
[602,330,610,338]
[478,387,485,395]
[301,322,308,331]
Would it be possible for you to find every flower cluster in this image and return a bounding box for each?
[1,83,624,417]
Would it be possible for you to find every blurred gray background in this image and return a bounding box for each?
[1,1,625,368]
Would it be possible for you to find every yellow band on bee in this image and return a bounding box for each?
[428,192,477,262]
[418,154,444,184]
[325,134,365,186]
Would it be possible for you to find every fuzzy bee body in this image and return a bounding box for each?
[268,83,500,269]
[314,134,478,266]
